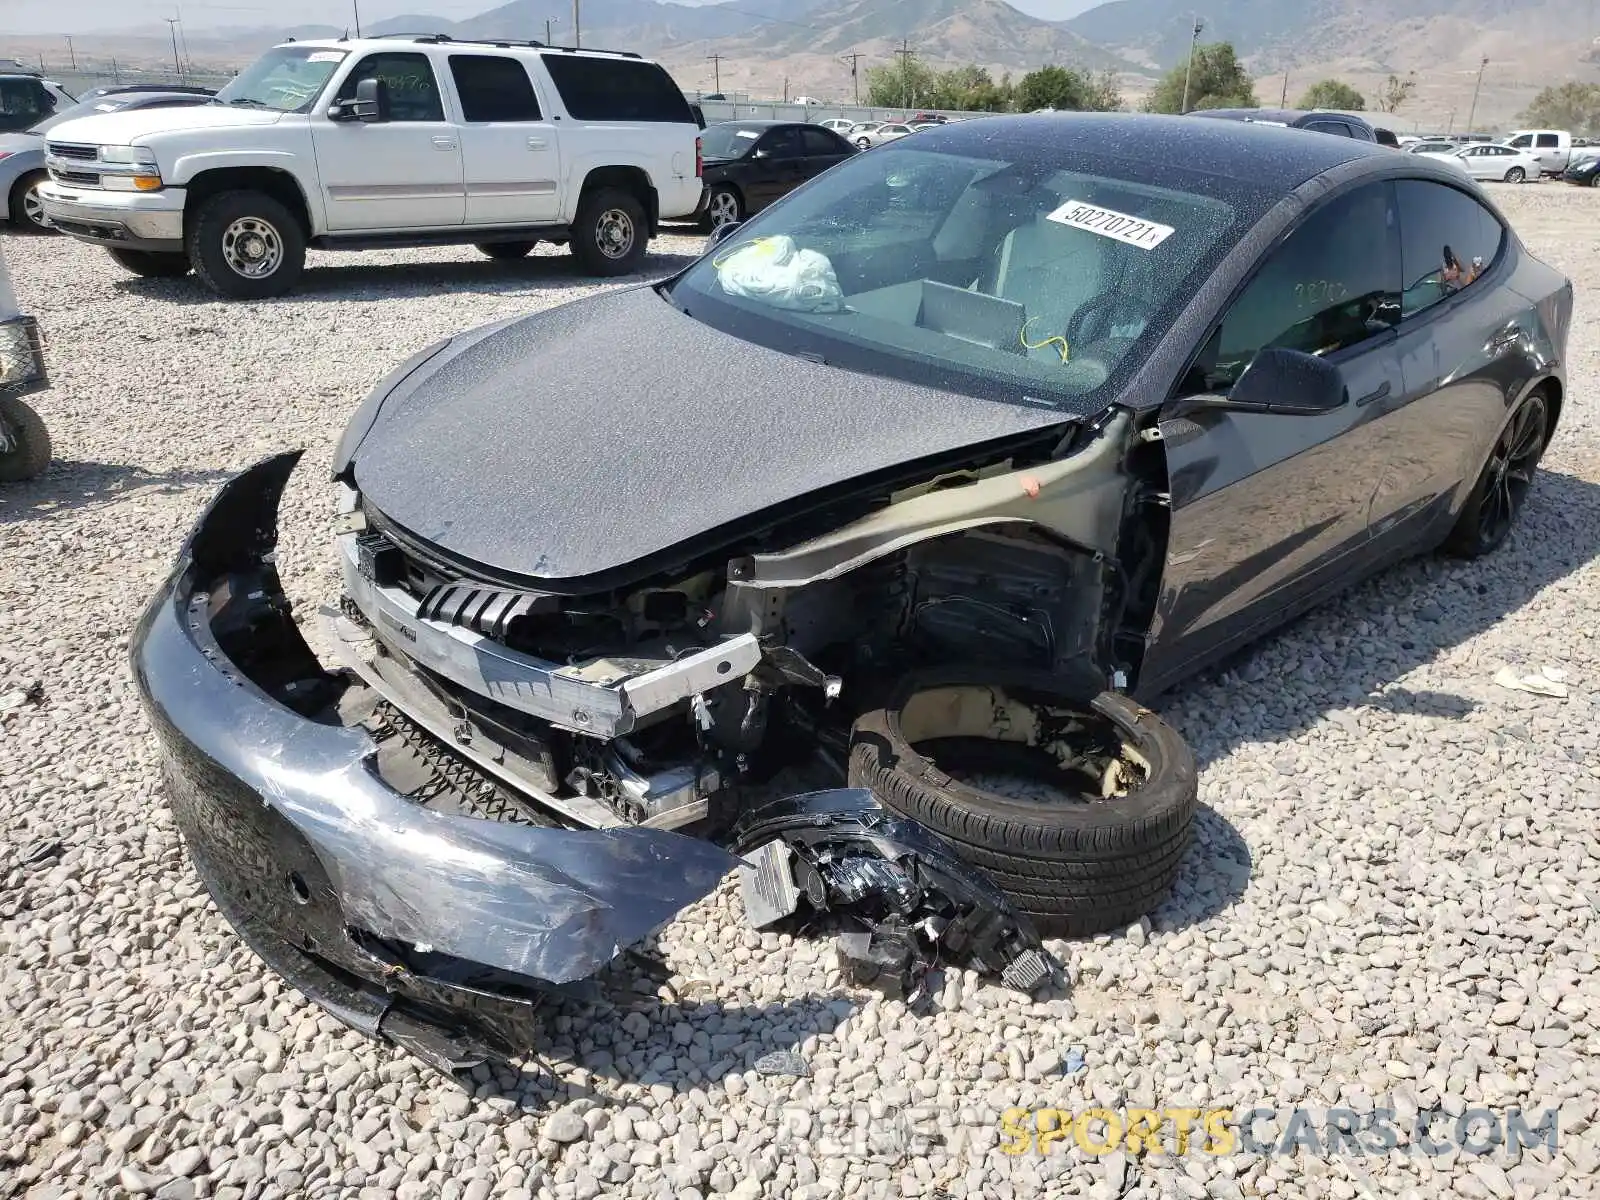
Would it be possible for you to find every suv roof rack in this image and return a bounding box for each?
[371,32,641,57]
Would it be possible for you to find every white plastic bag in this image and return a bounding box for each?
[715,236,843,312]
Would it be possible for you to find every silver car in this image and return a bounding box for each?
[854,121,913,150]
[2,88,213,231]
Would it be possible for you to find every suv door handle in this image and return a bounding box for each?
[526,137,548,149]
[1355,381,1392,407]
[432,136,458,150]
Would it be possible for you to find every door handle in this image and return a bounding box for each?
[1355,381,1392,407]
[526,137,548,149]
[432,136,457,150]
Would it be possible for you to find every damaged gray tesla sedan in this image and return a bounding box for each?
[132,114,1569,1071]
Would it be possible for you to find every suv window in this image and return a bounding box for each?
[539,55,692,123]
[338,52,443,122]
[1395,179,1505,318]
[1200,182,1399,388]
[449,55,541,121]
[756,127,803,159]
[1536,133,1560,148]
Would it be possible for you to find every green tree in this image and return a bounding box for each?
[1519,81,1600,135]
[1015,65,1121,112]
[1378,72,1416,114]
[1298,78,1365,111]
[864,59,939,108]
[1143,43,1257,114]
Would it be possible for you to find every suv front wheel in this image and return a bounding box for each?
[188,190,306,300]
[570,188,648,277]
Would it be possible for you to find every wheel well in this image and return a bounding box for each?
[1534,377,1563,442]
[578,166,658,234]
[8,167,46,208]
[184,168,311,239]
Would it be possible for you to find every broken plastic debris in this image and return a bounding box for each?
[1059,1047,1087,1074]
[1492,666,1569,699]
[753,1050,810,1078]
[1000,948,1056,993]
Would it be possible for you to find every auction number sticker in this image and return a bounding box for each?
[1046,200,1174,250]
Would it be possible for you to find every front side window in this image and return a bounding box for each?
[0,79,51,119]
[756,127,803,159]
[667,138,1247,411]
[449,55,540,122]
[1395,179,1505,318]
[539,55,693,123]
[1509,134,1532,148]
[1195,182,1399,391]
[337,52,444,123]
[218,46,347,113]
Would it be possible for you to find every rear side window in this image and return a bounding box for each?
[802,127,846,155]
[339,52,443,122]
[539,55,692,122]
[1537,133,1560,148]
[0,78,52,119]
[449,55,541,121]
[1395,179,1506,318]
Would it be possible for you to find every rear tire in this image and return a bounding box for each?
[107,247,191,278]
[1442,389,1550,558]
[1505,166,1527,184]
[570,188,648,276]
[8,171,52,233]
[477,241,538,260]
[847,670,1198,937]
[698,185,743,233]
[0,395,51,482]
[188,190,306,300]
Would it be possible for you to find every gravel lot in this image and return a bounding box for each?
[2,189,1598,1200]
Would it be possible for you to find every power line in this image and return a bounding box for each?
[707,52,724,92]
[840,51,863,105]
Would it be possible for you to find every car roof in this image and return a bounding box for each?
[1197,107,1374,128]
[279,35,648,60]
[707,119,785,130]
[916,112,1391,192]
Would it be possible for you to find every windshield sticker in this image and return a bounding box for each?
[736,130,759,138]
[1045,200,1175,250]
[94,102,120,111]
[307,51,344,62]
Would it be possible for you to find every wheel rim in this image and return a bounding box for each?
[1476,394,1548,546]
[595,208,635,260]
[21,183,48,229]
[857,138,871,149]
[221,216,283,278]
[708,190,740,229]
[1507,168,1525,183]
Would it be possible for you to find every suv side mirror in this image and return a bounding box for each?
[1177,347,1349,418]
[330,77,388,122]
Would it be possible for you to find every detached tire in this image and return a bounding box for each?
[477,240,538,260]
[188,190,305,300]
[848,670,1197,937]
[570,187,648,276]
[107,247,191,278]
[0,395,52,482]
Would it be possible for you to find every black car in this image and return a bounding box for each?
[693,119,856,231]
[1193,106,1380,141]
[132,113,1570,1071]
[1564,157,1600,185]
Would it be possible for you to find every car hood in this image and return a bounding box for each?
[41,104,283,145]
[350,286,1074,587]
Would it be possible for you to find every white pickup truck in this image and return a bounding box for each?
[38,37,706,298]
[1505,129,1577,176]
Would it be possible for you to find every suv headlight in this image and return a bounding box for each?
[99,145,158,165]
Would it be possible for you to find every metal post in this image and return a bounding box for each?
[572,0,580,48]
[1180,17,1204,114]
[351,0,361,37]
[1466,56,1489,135]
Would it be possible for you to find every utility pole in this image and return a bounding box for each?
[840,51,862,105]
[65,36,76,69]
[544,17,557,44]
[351,0,362,37]
[707,53,724,93]
[894,39,915,109]
[783,76,789,103]
[1180,16,1204,113]
[164,18,183,80]
[572,0,580,48]
[111,56,120,83]
[1466,55,1489,134]
[1280,68,1289,107]
[175,7,192,75]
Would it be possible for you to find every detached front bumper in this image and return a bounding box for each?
[130,452,739,1072]
[38,182,186,253]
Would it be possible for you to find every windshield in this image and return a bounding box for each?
[665,136,1245,410]
[216,45,347,113]
[701,123,763,160]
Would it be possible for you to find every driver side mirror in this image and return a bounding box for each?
[329,77,388,123]
[1176,346,1349,418]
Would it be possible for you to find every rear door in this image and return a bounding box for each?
[1534,132,1563,172]
[311,50,464,231]
[447,53,561,226]
[1142,181,1405,686]
[800,125,853,181]
[746,126,804,210]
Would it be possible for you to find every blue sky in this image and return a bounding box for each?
[9,0,1106,36]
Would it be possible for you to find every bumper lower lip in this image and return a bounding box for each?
[130,450,739,1069]
[39,183,185,252]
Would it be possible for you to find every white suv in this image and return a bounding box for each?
[37,37,705,298]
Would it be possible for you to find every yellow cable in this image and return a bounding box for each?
[1020,316,1070,364]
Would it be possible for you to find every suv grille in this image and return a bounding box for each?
[46,142,97,160]
[52,169,100,187]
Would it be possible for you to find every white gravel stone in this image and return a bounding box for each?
[1,187,1597,1199]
